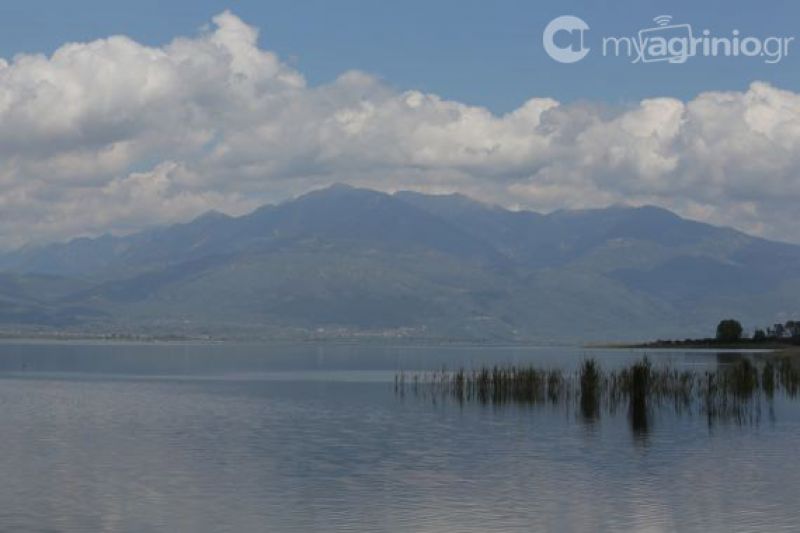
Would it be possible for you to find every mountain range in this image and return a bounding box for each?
[0,184,798,342]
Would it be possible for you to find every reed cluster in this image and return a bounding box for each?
[395,356,800,428]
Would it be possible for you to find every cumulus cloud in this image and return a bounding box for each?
[0,11,798,248]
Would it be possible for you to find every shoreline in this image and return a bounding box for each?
[593,340,800,356]
[1,332,797,354]
[0,333,578,348]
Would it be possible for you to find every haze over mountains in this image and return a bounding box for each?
[0,184,798,342]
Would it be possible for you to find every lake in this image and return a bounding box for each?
[0,342,797,532]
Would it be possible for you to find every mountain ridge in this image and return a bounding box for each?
[0,184,797,342]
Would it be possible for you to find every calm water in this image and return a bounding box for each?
[0,342,797,532]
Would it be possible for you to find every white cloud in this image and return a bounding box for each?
[0,11,798,248]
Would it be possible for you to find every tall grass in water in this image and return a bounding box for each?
[396,356,800,430]
[626,359,650,434]
[762,361,776,399]
[403,365,568,406]
[579,359,601,421]
[778,357,800,397]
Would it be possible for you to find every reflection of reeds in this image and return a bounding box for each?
[396,356,800,429]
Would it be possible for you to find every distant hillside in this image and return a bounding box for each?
[1,184,798,342]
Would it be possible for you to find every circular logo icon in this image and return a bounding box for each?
[543,15,590,63]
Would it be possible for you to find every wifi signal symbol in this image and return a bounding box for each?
[653,15,673,27]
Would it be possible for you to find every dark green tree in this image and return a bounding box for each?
[716,319,743,343]
[753,329,767,342]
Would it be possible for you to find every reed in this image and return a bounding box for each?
[579,359,601,420]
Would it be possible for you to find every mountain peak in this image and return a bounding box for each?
[325,182,356,192]
[394,190,497,209]
[192,210,231,223]
[292,183,387,204]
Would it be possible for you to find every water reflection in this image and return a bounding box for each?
[396,354,800,437]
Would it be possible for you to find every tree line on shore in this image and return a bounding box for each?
[647,319,800,346]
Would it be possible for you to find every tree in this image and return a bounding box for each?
[753,329,767,342]
[716,319,743,343]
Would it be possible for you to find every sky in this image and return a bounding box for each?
[0,0,798,247]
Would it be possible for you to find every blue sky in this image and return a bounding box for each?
[1,0,798,112]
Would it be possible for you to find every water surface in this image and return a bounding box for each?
[0,342,797,532]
